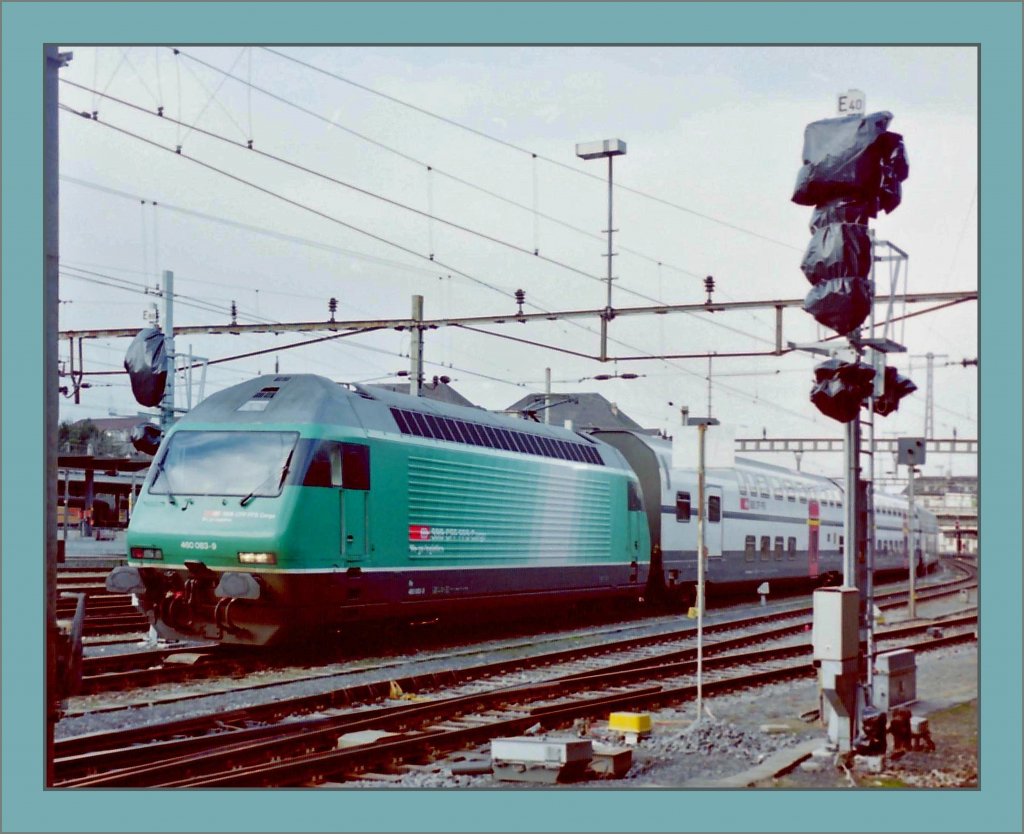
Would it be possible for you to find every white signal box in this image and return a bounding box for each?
[812,587,859,661]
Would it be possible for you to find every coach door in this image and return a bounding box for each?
[705,486,723,560]
[807,499,820,579]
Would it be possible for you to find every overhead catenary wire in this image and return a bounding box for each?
[58,99,641,366]
[61,261,531,384]
[167,46,783,348]
[174,46,250,146]
[60,79,776,348]
[61,176,447,280]
[58,102,516,301]
[63,79,621,288]
[172,48,732,288]
[260,46,804,254]
[62,265,532,390]
[57,90,967,423]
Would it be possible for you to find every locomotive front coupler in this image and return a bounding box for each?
[183,559,217,580]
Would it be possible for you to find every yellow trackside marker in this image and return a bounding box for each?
[687,606,700,619]
[389,681,404,699]
[609,712,652,735]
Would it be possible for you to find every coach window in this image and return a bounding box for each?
[738,475,748,497]
[760,535,770,561]
[758,477,770,499]
[744,535,755,562]
[838,535,844,552]
[675,491,691,522]
[786,481,796,502]
[774,536,784,560]
[708,495,721,523]
[798,487,807,504]
[772,479,783,500]
[787,536,797,559]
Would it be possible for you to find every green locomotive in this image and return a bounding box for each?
[107,375,652,644]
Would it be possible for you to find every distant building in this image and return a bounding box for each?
[905,475,978,556]
[369,379,477,408]
[503,392,657,434]
[61,416,154,459]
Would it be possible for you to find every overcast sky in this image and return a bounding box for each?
[56,45,978,481]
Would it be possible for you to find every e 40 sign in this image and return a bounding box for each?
[837,89,866,116]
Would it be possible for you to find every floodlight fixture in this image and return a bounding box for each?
[574,138,627,160]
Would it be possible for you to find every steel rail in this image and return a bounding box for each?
[163,627,979,788]
[56,613,975,786]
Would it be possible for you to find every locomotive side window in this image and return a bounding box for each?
[760,536,770,560]
[341,443,371,490]
[298,440,370,490]
[708,495,721,523]
[744,535,755,561]
[787,536,797,559]
[300,441,339,487]
[675,492,691,522]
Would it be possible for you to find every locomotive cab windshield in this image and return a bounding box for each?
[150,430,299,499]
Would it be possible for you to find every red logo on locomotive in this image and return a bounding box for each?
[408,525,432,541]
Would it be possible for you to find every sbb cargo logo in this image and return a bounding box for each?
[409,525,432,541]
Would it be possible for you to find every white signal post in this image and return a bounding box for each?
[688,415,719,723]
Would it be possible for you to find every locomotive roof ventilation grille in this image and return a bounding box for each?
[237,385,281,412]
[390,406,604,465]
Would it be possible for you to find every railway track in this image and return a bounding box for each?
[55,580,976,788]
[56,570,149,636]
[56,612,976,787]
[68,563,975,699]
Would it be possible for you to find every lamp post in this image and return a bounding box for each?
[575,138,626,362]
[687,415,719,723]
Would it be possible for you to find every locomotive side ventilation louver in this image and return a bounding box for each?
[238,385,281,412]
[390,407,604,465]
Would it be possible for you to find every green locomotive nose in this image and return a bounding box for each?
[128,428,301,569]
[128,483,299,563]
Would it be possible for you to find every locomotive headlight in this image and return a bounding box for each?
[130,547,163,560]
[238,551,277,565]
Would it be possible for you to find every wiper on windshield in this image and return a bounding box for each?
[240,446,296,507]
[153,458,177,505]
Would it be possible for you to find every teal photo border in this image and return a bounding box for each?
[2,3,1020,832]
